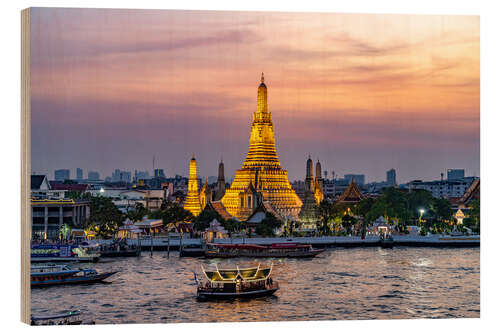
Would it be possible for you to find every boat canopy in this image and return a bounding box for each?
[201,264,272,283]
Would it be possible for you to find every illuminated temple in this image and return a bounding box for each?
[221,74,303,221]
[184,155,202,216]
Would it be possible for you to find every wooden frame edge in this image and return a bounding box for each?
[21,7,31,325]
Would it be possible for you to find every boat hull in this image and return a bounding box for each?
[31,272,117,287]
[31,256,99,263]
[197,287,279,300]
[100,250,140,257]
[205,248,325,258]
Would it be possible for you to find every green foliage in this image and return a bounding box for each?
[194,208,223,232]
[126,202,149,222]
[66,191,90,200]
[368,187,409,227]
[432,198,453,222]
[407,190,434,220]
[316,200,334,236]
[255,213,283,237]
[222,218,244,234]
[156,202,194,230]
[463,198,480,233]
[284,219,300,237]
[87,195,125,238]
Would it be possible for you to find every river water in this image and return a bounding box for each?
[31,247,480,324]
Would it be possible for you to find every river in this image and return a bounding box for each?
[31,247,480,324]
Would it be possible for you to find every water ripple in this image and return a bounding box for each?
[31,247,479,324]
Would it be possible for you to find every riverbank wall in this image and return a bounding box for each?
[94,234,479,251]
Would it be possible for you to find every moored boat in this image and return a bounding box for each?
[31,310,85,325]
[31,243,100,262]
[205,242,325,258]
[31,264,117,287]
[98,240,141,257]
[196,263,279,300]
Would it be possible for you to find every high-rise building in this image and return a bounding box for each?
[54,169,70,181]
[447,169,465,180]
[112,169,131,183]
[184,155,202,216]
[344,174,365,186]
[154,169,166,178]
[76,168,83,181]
[221,74,302,220]
[386,168,396,186]
[135,170,150,181]
[88,171,100,181]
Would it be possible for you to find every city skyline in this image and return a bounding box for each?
[30,9,480,184]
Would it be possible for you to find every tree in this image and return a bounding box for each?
[464,198,480,233]
[221,218,242,235]
[255,213,283,237]
[86,196,125,238]
[407,190,434,221]
[368,187,410,231]
[341,212,356,235]
[316,200,334,236]
[158,202,194,231]
[193,208,222,232]
[126,202,148,222]
[354,197,375,236]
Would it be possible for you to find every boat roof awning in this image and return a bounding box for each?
[201,264,272,283]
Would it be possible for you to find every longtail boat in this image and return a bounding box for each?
[30,310,86,325]
[205,242,325,258]
[31,264,117,287]
[195,263,279,300]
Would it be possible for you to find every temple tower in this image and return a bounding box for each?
[214,159,226,201]
[222,74,303,221]
[314,160,324,204]
[200,177,212,210]
[184,155,202,216]
[305,156,314,192]
[299,156,319,229]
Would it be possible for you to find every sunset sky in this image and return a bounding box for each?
[30,8,480,183]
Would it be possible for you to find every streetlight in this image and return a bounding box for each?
[419,209,425,224]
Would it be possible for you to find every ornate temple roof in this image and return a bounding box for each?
[206,201,236,221]
[246,201,284,223]
[459,178,480,205]
[338,179,365,203]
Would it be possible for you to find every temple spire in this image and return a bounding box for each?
[184,155,201,216]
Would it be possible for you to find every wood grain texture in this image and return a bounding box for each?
[21,7,31,325]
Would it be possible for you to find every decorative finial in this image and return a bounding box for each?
[261,72,264,83]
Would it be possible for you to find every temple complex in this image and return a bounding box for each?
[299,157,324,229]
[221,73,303,221]
[183,155,202,216]
[337,179,365,204]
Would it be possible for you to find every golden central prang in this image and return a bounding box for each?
[221,74,303,221]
